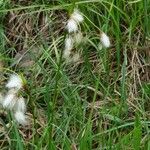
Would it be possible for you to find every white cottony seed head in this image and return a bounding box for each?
[15,97,26,113]
[65,36,74,51]
[2,89,17,110]
[66,9,84,33]
[100,32,110,48]
[14,111,27,125]
[6,74,23,90]
[71,9,84,23]
[74,32,83,45]
[63,36,74,59]
[66,18,78,33]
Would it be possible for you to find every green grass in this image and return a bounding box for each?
[0,0,150,149]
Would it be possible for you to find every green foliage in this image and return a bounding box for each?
[0,0,150,149]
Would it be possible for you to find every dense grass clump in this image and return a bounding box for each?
[0,0,150,149]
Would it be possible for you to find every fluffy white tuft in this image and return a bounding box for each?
[74,32,83,44]
[71,9,84,23]
[2,90,17,109]
[63,36,74,59]
[6,74,23,90]
[15,97,26,113]
[66,9,84,33]
[66,18,78,33]
[14,111,27,125]
[100,32,111,48]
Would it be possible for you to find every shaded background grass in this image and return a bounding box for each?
[0,0,150,149]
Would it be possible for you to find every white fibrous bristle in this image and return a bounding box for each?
[6,74,23,90]
[74,32,83,44]
[66,19,78,33]
[15,97,26,113]
[71,9,84,23]
[100,32,111,48]
[14,111,27,125]
[63,36,74,58]
[2,89,17,110]
[66,9,84,33]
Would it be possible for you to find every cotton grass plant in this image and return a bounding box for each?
[63,8,111,63]
[0,0,149,149]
